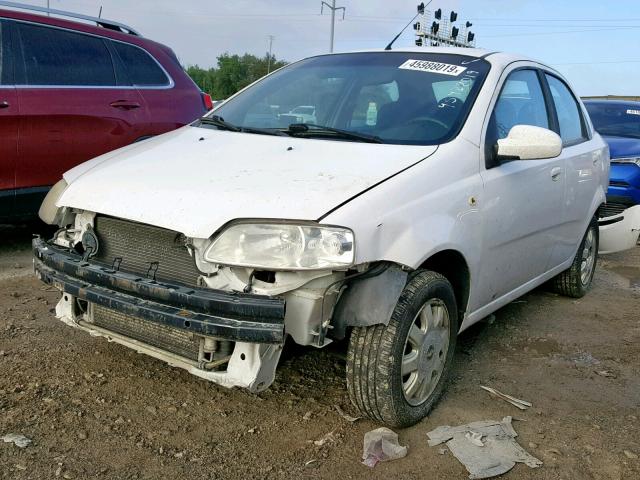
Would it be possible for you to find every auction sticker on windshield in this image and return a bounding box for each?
[399,59,467,76]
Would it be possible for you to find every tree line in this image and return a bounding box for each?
[186,53,288,100]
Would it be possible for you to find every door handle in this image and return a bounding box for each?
[550,167,563,182]
[110,100,141,110]
[0,101,9,109]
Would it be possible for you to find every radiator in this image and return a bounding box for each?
[91,304,201,362]
[93,216,201,287]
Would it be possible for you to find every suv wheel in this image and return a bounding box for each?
[550,216,599,298]
[346,271,458,427]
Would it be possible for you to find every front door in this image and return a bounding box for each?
[476,68,566,306]
[0,19,17,218]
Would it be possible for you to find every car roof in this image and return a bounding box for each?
[583,99,640,107]
[0,7,159,47]
[308,47,556,74]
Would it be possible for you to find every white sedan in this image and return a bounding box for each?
[36,47,609,427]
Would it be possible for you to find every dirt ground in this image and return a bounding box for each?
[1,223,638,480]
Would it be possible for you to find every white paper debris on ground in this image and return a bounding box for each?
[427,416,542,479]
[362,427,408,468]
[1,433,32,448]
[480,386,532,410]
[465,431,485,447]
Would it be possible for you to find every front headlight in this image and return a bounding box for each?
[38,178,68,225]
[204,222,355,270]
[612,157,640,166]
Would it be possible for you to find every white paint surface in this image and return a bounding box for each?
[59,126,435,238]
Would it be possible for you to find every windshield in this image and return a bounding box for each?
[585,102,640,139]
[206,52,491,145]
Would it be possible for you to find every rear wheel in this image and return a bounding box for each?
[346,271,458,427]
[550,216,599,298]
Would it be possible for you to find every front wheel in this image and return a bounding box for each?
[346,271,458,428]
[550,216,599,298]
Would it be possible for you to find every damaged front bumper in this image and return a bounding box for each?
[598,204,640,254]
[32,237,287,392]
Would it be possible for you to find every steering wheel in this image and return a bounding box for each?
[408,116,449,131]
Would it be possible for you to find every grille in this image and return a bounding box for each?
[600,202,629,218]
[91,304,201,362]
[93,216,201,287]
[609,180,629,187]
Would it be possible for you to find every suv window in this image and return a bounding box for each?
[0,20,15,85]
[545,74,586,145]
[0,21,5,84]
[17,22,115,86]
[111,41,169,86]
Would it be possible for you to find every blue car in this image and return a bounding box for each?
[584,100,640,213]
[584,99,640,252]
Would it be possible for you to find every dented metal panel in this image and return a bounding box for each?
[331,264,408,339]
[58,127,437,239]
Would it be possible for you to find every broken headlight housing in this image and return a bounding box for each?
[38,178,69,225]
[204,222,355,270]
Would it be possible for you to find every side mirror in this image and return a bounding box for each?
[497,125,562,161]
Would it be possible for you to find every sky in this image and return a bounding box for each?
[16,0,640,96]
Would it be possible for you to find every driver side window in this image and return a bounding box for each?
[486,69,550,166]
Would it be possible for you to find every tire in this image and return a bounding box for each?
[346,271,458,428]
[550,216,599,298]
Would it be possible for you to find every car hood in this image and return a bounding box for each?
[602,135,640,159]
[60,126,436,238]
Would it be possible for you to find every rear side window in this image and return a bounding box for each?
[111,41,169,86]
[545,74,587,145]
[17,23,115,86]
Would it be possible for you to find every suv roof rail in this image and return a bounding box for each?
[0,1,141,36]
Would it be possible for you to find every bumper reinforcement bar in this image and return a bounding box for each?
[33,237,285,344]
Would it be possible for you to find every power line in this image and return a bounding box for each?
[553,59,640,65]
[468,17,640,22]
[484,26,640,38]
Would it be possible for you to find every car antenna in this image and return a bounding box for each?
[385,1,431,50]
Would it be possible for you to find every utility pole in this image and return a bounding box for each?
[267,35,274,73]
[321,0,345,53]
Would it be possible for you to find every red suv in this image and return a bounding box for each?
[0,2,212,221]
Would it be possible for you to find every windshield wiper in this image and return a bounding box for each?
[199,115,290,137]
[286,123,383,144]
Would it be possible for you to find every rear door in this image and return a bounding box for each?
[477,67,567,304]
[109,40,198,132]
[13,20,148,213]
[542,73,597,265]
[0,19,18,218]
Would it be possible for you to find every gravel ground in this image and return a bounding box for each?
[1,224,639,479]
